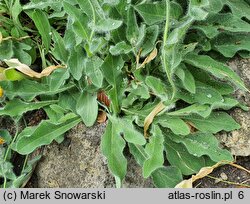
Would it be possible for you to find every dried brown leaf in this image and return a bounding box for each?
[186,121,198,133]
[97,91,111,107]
[137,48,158,69]
[4,59,65,79]
[97,110,107,123]
[0,137,5,145]
[144,101,165,138]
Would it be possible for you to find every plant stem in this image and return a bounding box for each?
[4,124,19,162]
[88,0,96,42]
[21,155,29,174]
[162,0,176,100]
[3,123,19,188]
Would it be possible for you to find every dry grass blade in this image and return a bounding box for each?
[0,32,31,43]
[175,161,229,188]
[144,101,165,138]
[0,32,2,43]
[136,48,142,68]
[137,48,158,69]
[229,163,250,174]
[4,59,65,78]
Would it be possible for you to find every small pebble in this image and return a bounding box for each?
[220,172,228,180]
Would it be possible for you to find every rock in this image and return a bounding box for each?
[35,122,153,188]
[229,58,250,106]
[216,58,250,156]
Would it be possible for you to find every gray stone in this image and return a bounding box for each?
[35,122,153,188]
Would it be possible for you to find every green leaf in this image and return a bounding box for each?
[0,98,56,117]
[76,92,98,127]
[11,0,22,27]
[143,125,164,178]
[85,57,103,88]
[101,55,124,114]
[156,115,190,136]
[168,133,234,162]
[128,143,148,166]
[168,104,211,118]
[63,2,91,42]
[226,0,250,20]
[205,0,224,13]
[128,83,150,100]
[140,25,159,57]
[43,69,70,91]
[101,121,127,187]
[29,9,51,51]
[109,41,132,55]
[0,80,74,101]
[194,13,250,39]
[10,155,41,188]
[95,18,122,32]
[77,0,94,18]
[134,2,182,25]
[15,116,81,155]
[51,29,69,63]
[184,53,247,91]
[68,45,85,80]
[129,143,183,187]
[212,33,250,58]
[23,0,62,10]
[164,138,205,175]
[3,68,27,81]
[134,2,165,25]
[0,161,16,181]
[109,116,146,145]
[151,167,183,188]
[188,0,209,21]
[0,41,32,66]
[126,6,139,45]
[145,76,168,100]
[182,112,240,133]
[0,130,12,144]
[175,64,196,93]
[192,83,223,105]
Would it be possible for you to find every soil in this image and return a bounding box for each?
[195,157,250,188]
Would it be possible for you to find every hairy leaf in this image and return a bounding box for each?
[0,98,56,117]
[156,115,190,136]
[29,9,51,51]
[164,138,205,175]
[101,121,127,187]
[182,112,240,133]
[15,117,81,155]
[151,167,183,188]
[184,53,247,91]
[76,92,98,127]
[143,126,164,178]
[101,55,124,114]
[168,133,234,162]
